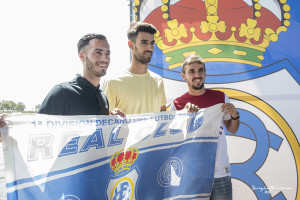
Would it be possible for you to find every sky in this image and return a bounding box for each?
[0,0,131,110]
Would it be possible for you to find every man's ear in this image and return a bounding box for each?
[79,51,85,62]
[181,72,187,81]
[128,40,134,50]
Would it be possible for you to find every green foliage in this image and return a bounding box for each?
[0,100,16,110]
[15,102,26,111]
[0,100,39,113]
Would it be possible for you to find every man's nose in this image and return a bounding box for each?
[146,44,154,51]
[195,71,203,77]
[100,54,110,62]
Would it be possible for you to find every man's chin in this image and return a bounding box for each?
[192,84,204,90]
[141,58,151,64]
[94,71,106,77]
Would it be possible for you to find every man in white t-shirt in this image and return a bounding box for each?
[169,54,240,200]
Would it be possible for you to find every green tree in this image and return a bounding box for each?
[15,102,26,111]
[1,100,16,110]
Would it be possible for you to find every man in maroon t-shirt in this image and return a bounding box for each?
[169,54,240,200]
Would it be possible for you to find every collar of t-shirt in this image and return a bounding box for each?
[75,74,109,115]
[75,74,101,92]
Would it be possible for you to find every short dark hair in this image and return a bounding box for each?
[182,54,205,73]
[127,22,157,42]
[77,33,107,54]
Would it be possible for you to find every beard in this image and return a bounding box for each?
[133,46,152,64]
[190,77,205,90]
[192,82,204,90]
[86,56,107,77]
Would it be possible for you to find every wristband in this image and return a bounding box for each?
[231,111,240,120]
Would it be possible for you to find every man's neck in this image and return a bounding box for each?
[129,58,148,74]
[188,88,206,96]
[83,73,100,87]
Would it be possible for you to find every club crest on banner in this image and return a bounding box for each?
[157,157,183,187]
[106,148,140,200]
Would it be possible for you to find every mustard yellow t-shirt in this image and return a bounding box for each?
[101,70,167,114]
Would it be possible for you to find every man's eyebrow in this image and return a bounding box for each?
[94,48,111,53]
[140,39,155,42]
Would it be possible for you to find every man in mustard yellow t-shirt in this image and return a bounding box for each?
[102,22,166,114]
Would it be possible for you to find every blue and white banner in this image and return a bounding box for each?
[1,104,223,200]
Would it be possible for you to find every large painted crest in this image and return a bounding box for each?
[135,0,300,199]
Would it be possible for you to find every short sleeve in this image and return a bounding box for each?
[38,85,67,115]
[160,80,167,107]
[101,79,116,112]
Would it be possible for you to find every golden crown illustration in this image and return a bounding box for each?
[135,0,290,68]
[110,147,138,175]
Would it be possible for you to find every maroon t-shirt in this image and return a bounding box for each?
[173,89,225,110]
